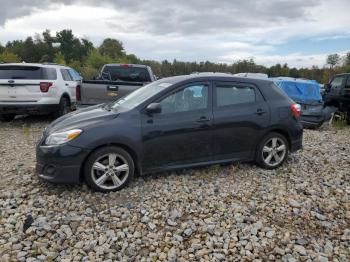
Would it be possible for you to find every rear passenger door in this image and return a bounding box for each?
[60,69,76,101]
[212,81,269,160]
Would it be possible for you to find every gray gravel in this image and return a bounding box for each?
[0,116,349,261]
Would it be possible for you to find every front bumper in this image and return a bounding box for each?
[36,143,90,184]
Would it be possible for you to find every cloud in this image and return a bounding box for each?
[0,0,319,35]
[0,0,349,68]
[0,0,74,25]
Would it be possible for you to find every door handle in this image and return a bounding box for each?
[255,109,267,115]
[196,116,211,123]
[65,83,69,86]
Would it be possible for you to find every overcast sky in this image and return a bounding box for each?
[0,0,349,68]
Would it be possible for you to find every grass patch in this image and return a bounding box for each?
[332,112,348,129]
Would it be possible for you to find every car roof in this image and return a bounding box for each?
[104,64,149,68]
[0,63,70,69]
[158,72,274,85]
[333,73,350,77]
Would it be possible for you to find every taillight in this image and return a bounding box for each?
[291,104,301,119]
[40,82,53,93]
[121,64,131,68]
[76,85,81,101]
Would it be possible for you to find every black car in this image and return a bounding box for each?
[324,73,350,123]
[36,73,303,192]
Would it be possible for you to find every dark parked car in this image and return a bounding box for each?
[36,73,303,192]
[324,73,350,123]
[273,77,333,128]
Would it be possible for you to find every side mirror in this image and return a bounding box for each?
[146,103,161,114]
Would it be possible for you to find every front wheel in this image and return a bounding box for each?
[84,146,135,192]
[256,132,289,169]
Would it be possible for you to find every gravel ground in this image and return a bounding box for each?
[0,116,349,262]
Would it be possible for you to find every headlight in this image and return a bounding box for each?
[45,129,82,145]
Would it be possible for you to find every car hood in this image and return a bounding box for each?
[45,104,118,135]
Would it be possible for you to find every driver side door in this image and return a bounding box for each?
[141,82,213,171]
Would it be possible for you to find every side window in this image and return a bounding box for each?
[330,76,344,89]
[60,69,73,81]
[216,84,255,107]
[159,84,209,114]
[69,69,82,81]
[42,68,57,80]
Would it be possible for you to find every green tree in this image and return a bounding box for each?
[85,49,112,70]
[56,29,90,63]
[327,54,340,69]
[0,50,21,63]
[99,38,125,59]
[56,29,75,63]
[344,52,350,66]
[53,52,66,64]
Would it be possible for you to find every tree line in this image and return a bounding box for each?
[0,29,349,83]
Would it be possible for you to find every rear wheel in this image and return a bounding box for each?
[0,114,15,122]
[54,97,71,118]
[84,146,135,192]
[256,132,289,169]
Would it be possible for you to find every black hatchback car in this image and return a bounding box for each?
[36,73,303,192]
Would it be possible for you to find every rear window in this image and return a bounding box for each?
[42,68,57,80]
[0,66,57,80]
[102,65,151,82]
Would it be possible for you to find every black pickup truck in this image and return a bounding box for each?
[77,64,156,107]
[324,73,350,123]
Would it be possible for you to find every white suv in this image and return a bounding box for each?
[0,63,82,121]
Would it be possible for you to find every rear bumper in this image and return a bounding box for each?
[0,104,59,115]
[300,106,337,128]
[36,143,90,184]
[300,115,324,128]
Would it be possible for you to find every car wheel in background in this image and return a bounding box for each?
[0,114,15,122]
[84,146,135,192]
[54,97,71,118]
[256,132,289,169]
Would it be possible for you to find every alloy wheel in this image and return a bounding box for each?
[262,137,287,167]
[91,153,130,190]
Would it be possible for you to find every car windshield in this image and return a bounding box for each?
[111,81,172,110]
[102,65,151,82]
[330,76,344,88]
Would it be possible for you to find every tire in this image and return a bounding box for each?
[0,114,15,122]
[84,146,135,192]
[255,132,289,169]
[53,97,71,118]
